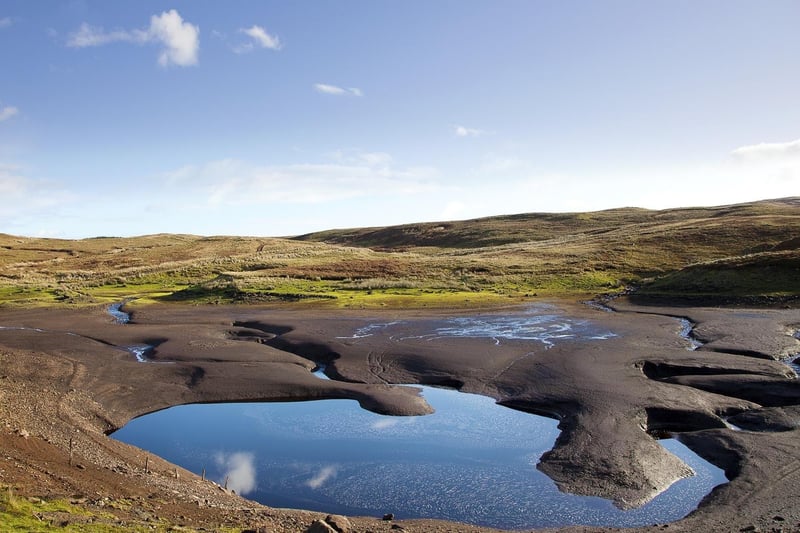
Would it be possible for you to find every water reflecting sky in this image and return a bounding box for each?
[113,386,726,529]
[340,304,617,347]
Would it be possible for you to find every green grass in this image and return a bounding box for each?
[0,487,116,532]
[0,486,244,532]
[638,250,800,299]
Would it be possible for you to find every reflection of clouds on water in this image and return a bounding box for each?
[307,465,337,489]
[214,451,257,495]
[371,418,399,430]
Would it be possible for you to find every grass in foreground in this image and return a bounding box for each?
[0,486,242,532]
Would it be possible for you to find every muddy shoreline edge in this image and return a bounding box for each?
[1,298,799,532]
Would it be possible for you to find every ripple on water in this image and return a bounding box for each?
[340,304,617,348]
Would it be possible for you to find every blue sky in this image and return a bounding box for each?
[1,1,798,238]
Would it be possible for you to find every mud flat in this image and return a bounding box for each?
[1,298,799,532]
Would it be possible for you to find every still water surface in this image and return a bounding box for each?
[114,386,726,529]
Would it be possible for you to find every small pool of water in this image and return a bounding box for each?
[340,304,617,348]
[113,387,726,529]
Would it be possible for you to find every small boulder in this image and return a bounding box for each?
[382,513,395,521]
[325,514,351,533]
[305,519,336,533]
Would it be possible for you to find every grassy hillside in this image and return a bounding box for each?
[1,198,798,308]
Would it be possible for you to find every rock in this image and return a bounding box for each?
[324,514,351,532]
[305,519,336,533]
[773,515,786,521]
[17,428,29,439]
[382,513,394,521]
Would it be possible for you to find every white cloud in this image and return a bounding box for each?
[0,17,13,28]
[67,10,199,67]
[148,10,200,67]
[214,452,257,495]
[314,83,363,97]
[67,22,140,47]
[731,138,800,159]
[0,106,18,122]
[454,125,486,138]
[237,25,281,51]
[306,465,337,489]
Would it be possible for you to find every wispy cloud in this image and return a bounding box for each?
[214,452,257,495]
[161,151,439,206]
[67,23,139,47]
[306,465,337,489]
[0,165,76,226]
[731,138,800,159]
[314,83,363,97]
[0,17,13,29]
[67,9,199,67]
[454,125,487,138]
[0,105,18,122]
[235,25,281,53]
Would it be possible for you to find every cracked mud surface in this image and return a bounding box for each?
[1,298,799,532]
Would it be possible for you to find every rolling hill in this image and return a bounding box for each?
[1,198,798,307]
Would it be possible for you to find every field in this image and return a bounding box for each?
[1,197,798,308]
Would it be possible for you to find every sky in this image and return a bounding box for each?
[1,1,798,238]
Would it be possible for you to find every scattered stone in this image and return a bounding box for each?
[382,513,394,521]
[17,428,29,439]
[305,519,336,533]
[324,514,351,532]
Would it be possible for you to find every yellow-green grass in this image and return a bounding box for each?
[0,486,244,532]
[1,198,798,308]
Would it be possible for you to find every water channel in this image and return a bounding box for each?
[112,304,729,529]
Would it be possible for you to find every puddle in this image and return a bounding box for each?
[113,387,726,529]
[340,304,617,348]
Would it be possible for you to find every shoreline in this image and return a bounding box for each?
[1,298,799,531]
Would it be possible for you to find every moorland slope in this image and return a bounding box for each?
[1,197,798,307]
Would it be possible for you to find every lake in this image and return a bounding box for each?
[113,386,726,529]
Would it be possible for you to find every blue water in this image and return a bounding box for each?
[113,386,726,529]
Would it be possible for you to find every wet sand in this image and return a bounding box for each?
[1,298,799,532]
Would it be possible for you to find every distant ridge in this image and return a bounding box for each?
[294,197,800,250]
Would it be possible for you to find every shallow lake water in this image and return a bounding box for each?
[111,304,728,528]
[339,303,617,347]
[114,386,726,529]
